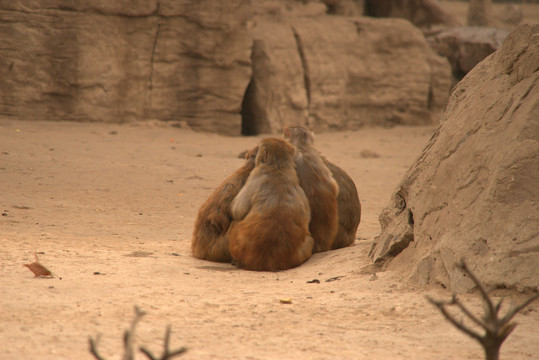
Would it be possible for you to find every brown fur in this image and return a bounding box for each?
[283,125,339,253]
[191,146,258,262]
[228,138,313,271]
[323,159,361,249]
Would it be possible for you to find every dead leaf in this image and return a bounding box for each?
[23,250,62,279]
[280,298,293,304]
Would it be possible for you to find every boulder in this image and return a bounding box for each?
[243,16,451,134]
[365,0,461,28]
[467,0,493,27]
[426,26,509,82]
[369,24,539,292]
[323,0,364,16]
[496,4,523,26]
[241,20,309,135]
[0,0,251,135]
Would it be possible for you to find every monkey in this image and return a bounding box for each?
[283,125,339,253]
[227,138,314,271]
[191,146,258,262]
[323,159,361,250]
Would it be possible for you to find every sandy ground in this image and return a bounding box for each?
[1,119,538,360]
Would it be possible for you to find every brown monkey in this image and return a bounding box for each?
[191,146,258,262]
[323,159,361,250]
[228,138,313,271]
[283,125,339,253]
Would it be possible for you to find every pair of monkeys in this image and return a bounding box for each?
[191,125,361,271]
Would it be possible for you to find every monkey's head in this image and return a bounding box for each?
[256,138,294,167]
[283,125,314,147]
[245,146,259,162]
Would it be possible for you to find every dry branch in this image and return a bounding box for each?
[427,259,539,360]
[89,306,187,360]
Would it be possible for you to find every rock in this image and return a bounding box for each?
[427,26,509,82]
[1,1,451,135]
[365,0,462,28]
[244,16,451,134]
[370,24,539,292]
[467,0,493,27]
[241,20,309,135]
[0,0,251,135]
[496,4,523,26]
[252,0,327,18]
[323,0,364,16]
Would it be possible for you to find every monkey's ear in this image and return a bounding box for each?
[260,148,269,164]
[283,125,290,139]
[245,146,258,160]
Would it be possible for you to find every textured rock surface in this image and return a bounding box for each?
[370,24,539,292]
[426,26,509,81]
[365,0,461,28]
[324,0,364,16]
[1,1,452,134]
[241,20,309,135]
[0,0,252,134]
[467,0,493,27]
[245,16,451,133]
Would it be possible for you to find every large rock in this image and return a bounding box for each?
[365,0,461,28]
[241,20,309,135]
[243,16,451,134]
[467,0,493,27]
[369,24,539,292]
[323,0,364,16]
[426,26,509,82]
[0,0,251,135]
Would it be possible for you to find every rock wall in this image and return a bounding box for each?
[426,26,509,83]
[1,1,452,134]
[369,24,539,292]
[244,16,451,134]
[365,0,461,28]
[0,0,252,135]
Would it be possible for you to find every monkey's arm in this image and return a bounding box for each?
[230,183,252,220]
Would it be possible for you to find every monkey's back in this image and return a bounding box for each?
[294,149,339,253]
[228,167,313,271]
[191,160,255,262]
[323,159,361,250]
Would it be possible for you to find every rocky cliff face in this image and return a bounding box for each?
[244,16,451,134]
[1,0,451,134]
[369,24,539,292]
[0,0,252,135]
[426,26,509,83]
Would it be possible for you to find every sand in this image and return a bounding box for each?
[1,119,538,359]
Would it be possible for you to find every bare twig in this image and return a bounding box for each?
[123,306,146,360]
[452,295,490,330]
[500,292,539,325]
[89,334,106,360]
[427,259,539,360]
[426,296,483,341]
[89,306,186,360]
[139,325,188,360]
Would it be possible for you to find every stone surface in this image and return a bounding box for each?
[365,0,461,28]
[370,24,539,292]
[324,0,364,16]
[0,0,252,135]
[467,0,493,27]
[1,1,452,134]
[241,20,309,135]
[244,16,451,134]
[426,26,509,81]
[496,4,523,26]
